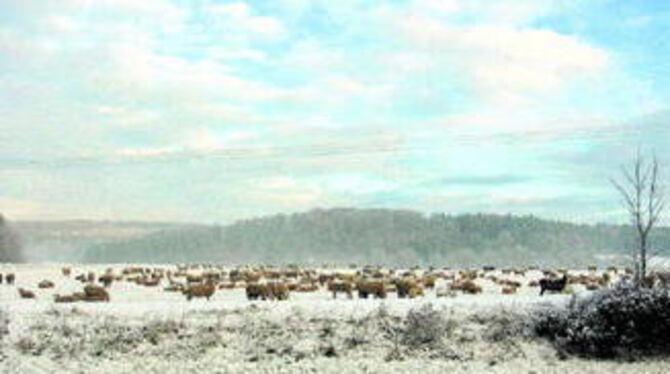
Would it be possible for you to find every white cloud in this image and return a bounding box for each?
[97,43,284,103]
[396,18,610,103]
[208,2,285,39]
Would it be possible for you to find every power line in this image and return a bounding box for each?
[0,122,667,169]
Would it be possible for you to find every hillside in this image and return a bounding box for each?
[79,208,670,266]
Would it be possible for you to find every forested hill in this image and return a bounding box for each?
[79,208,670,266]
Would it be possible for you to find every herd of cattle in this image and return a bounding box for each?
[3,264,670,303]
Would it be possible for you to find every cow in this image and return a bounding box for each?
[395,278,423,299]
[539,274,568,296]
[450,280,482,294]
[6,273,15,285]
[98,274,114,288]
[246,282,270,301]
[328,280,353,299]
[356,280,387,299]
[83,284,110,302]
[183,282,216,301]
[266,281,290,301]
[18,288,35,299]
[38,280,55,289]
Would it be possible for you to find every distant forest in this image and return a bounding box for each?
[79,208,670,267]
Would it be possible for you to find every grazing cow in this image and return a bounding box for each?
[38,280,55,289]
[267,281,290,300]
[83,284,110,302]
[539,274,568,296]
[328,281,353,299]
[246,283,270,301]
[183,282,216,301]
[98,274,114,288]
[450,280,482,294]
[62,267,72,277]
[6,273,15,285]
[18,288,35,299]
[245,282,289,301]
[356,280,387,299]
[395,278,423,299]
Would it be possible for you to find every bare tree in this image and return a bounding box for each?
[611,153,665,284]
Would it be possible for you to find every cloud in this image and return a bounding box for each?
[208,2,285,39]
[393,17,610,104]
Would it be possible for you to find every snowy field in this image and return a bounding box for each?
[0,263,668,373]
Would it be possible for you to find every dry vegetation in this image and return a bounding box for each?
[0,263,668,373]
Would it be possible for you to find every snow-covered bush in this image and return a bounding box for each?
[535,283,670,358]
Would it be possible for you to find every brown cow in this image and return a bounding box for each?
[246,282,269,300]
[183,282,216,301]
[450,280,482,294]
[83,284,110,302]
[328,281,353,299]
[395,278,422,299]
[267,281,290,300]
[18,288,35,299]
[98,274,114,288]
[356,280,387,299]
[38,280,55,289]
[245,282,290,301]
[6,273,15,285]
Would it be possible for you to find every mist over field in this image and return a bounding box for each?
[11,208,670,267]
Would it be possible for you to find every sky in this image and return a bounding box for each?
[0,0,669,224]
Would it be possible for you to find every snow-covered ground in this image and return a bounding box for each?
[0,263,667,373]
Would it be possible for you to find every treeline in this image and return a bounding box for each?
[80,208,670,266]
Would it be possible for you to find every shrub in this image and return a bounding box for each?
[401,303,454,347]
[535,283,670,358]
